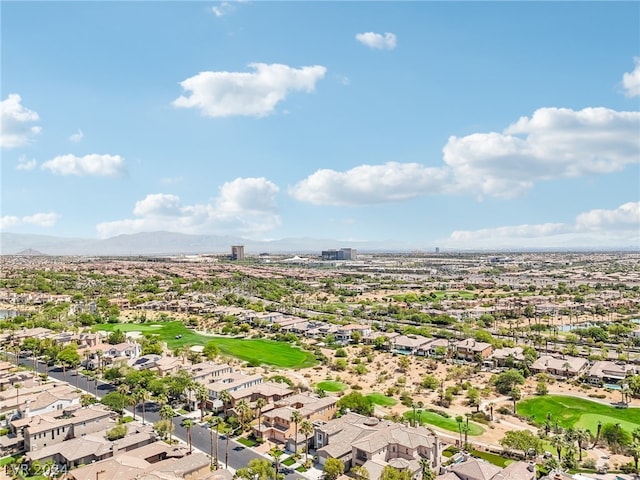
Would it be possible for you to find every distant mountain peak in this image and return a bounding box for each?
[16,248,47,256]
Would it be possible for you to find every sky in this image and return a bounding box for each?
[1,0,639,251]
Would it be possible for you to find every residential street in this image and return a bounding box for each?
[14,355,306,479]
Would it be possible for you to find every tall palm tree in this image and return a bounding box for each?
[196,384,209,422]
[291,410,302,454]
[455,415,464,447]
[269,447,283,478]
[236,399,251,432]
[14,383,22,410]
[219,389,231,417]
[135,389,151,425]
[573,428,591,462]
[255,397,266,429]
[160,404,176,444]
[627,442,640,472]
[117,384,130,418]
[592,420,603,448]
[550,434,565,462]
[299,420,313,464]
[207,417,224,468]
[181,419,194,454]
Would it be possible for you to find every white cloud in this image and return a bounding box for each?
[444,202,640,249]
[575,202,640,231]
[41,154,126,177]
[96,177,280,238]
[355,32,397,50]
[69,129,84,143]
[444,107,640,198]
[0,212,60,230]
[290,162,450,206]
[622,57,640,97]
[16,155,37,171]
[292,106,639,206]
[212,2,232,17]
[172,63,327,118]
[0,94,41,148]
[160,176,184,185]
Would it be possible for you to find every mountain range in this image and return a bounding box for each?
[0,232,409,256]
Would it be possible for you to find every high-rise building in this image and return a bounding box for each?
[231,245,245,261]
[321,248,356,261]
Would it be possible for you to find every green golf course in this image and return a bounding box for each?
[94,321,316,369]
[517,395,640,433]
[404,410,485,436]
[316,380,348,392]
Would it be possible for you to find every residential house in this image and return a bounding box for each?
[315,412,444,479]
[487,347,526,370]
[335,324,373,345]
[437,457,536,480]
[26,423,156,469]
[20,404,115,452]
[455,339,493,362]
[586,361,637,386]
[531,355,588,379]
[391,335,431,355]
[254,393,338,451]
[15,385,81,420]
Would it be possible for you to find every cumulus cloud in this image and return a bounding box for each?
[69,129,84,143]
[290,162,450,206]
[292,106,639,206]
[443,107,640,198]
[444,202,640,249]
[172,63,327,118]
[16,155,37,171]
[355,32,397,50]
[622,57,640,97]
[96,177,280,238]
[0,94,41,148]
[0,212,60,230]
[41,154,126,177]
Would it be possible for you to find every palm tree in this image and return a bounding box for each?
[627,442,640,472]
[419,457,435,480]
[550,434,565,462]
[488,402,494,422]
[160,404,176,444]
[14,383,22,409]
[455,415,464,447]
[593,420,603,448]
[181,419,194,454]
[574,428,591,462]
[269,447,283,478]
[299,420,313,464]
[255,397,266,429]
[510,387,521,413]
[117,384,130,418]
[236,399,251,432]
[291,410,302,454]
[135,389,151,425]
[207,417,223,469]
[196,384,209,422]
[219,389,231,417]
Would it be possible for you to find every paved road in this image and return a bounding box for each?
[14,354,306,479]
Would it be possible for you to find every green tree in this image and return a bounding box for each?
[181,418,194,454]
[203,341,220,361]
[108,329,126,345]
[299,420,314,463]
[492,369,525,395]
[160,404,176,444]
[235,458,278,480]
[499,430,544,456]
[291,410,302,454]
[337,392,373,416]
[106,424,127,440]
[379,466,412,480]
[323,458,344,480]
[57,344,81,382]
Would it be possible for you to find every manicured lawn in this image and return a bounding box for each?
[94,322,316,368]
[470,449,512,468]
[237,436,257,447]
[517,395,640,433]
[282,457,296,466]
[316,380,348,392]
[366,392,398,407]
[404,411,484,436]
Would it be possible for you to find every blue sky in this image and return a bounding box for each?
[2,1,639,250]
